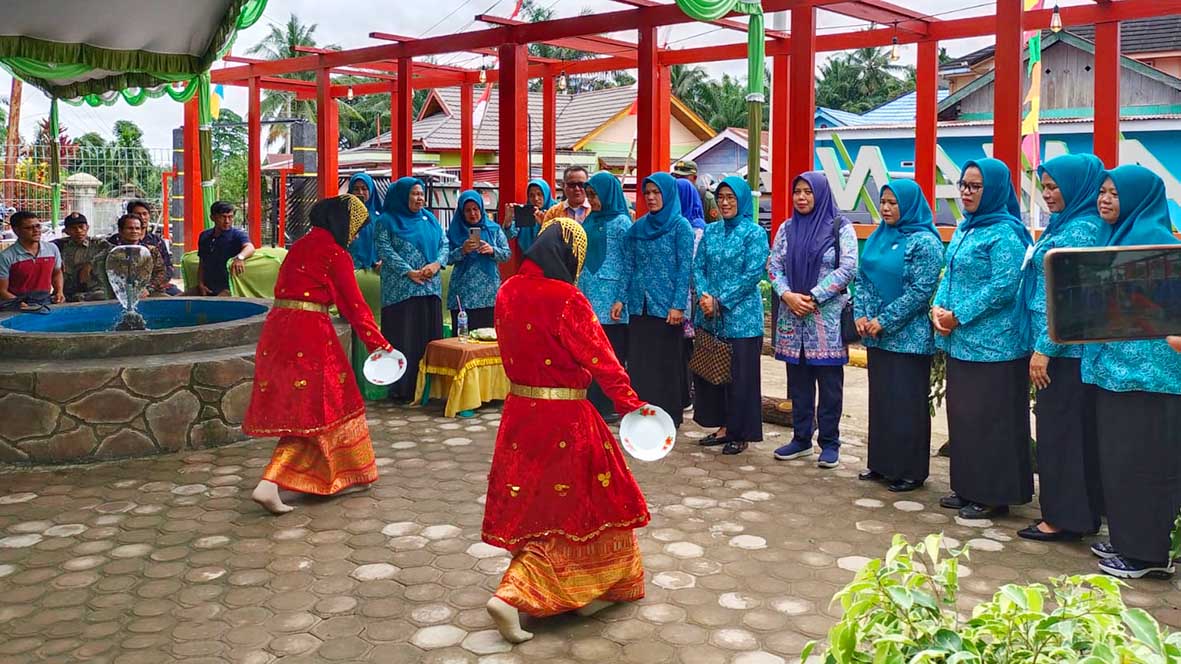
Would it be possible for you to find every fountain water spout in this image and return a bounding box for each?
[105,245,152,331]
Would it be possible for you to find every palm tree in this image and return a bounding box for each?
[246,14,364,151]
[669,64,710,116]
[697,74,749,131]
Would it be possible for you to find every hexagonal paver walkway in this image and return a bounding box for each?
[3,376,1181,663]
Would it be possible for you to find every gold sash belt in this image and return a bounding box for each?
[510,384,587,400]
[273,299,329,314]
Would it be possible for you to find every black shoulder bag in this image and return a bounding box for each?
[832,221,860,346]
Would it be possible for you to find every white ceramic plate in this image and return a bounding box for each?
[363,348,408,386]
[618,404,676,462]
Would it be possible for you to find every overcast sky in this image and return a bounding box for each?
[1,0,1096,155]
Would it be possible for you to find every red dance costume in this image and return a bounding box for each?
[483,261,649,616]
[243,227,391,494]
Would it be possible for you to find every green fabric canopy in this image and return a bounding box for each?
[0,0,266,101]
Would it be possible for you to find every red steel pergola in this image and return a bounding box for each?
[204,0,1181,249]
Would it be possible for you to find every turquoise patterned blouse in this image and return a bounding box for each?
[769,221,859,365]
[692,220,769,339]
[446,224,510,311]
[932,224,1028,362]
[376,225,449,306]
[1026,217,1102,358]
[620,218,695,317]
[579,216,632,326]
[855,232,944,356]
[1084,340,1181,395]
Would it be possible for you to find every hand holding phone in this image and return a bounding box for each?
[512,204,537,227]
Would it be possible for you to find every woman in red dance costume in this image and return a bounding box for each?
[482,218,652,644]
[245,195,394,514]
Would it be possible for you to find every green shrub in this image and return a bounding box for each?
[802,533,1181,663]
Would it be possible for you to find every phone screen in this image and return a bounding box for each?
[1046,245,1181,343]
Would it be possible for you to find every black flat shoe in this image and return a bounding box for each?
[888,479,923,493]
[1017,523,1081,542]
[699,433,730,447]
[939,494,967,510]
[721,441,748,455]
[958,503,1009,520]
[602,413,621,425]
[858,470,885,482]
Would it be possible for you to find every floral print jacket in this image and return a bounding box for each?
[854,232,944,356]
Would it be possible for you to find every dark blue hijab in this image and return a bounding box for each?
[378,176,443,263]
[788,171,845,294]
[347,172,381,269]
[677,177,706,230]
[628,172,685,241]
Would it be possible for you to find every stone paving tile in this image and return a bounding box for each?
[3,398,1181,663]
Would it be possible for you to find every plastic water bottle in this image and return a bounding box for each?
[457,309,468,343]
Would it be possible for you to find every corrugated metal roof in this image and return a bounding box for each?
[859,90,952,124]
[817,107,873,126]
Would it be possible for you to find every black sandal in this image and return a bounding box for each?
[699,432,730,447]
[721,441,748,455]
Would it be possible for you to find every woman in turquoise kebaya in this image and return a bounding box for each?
[931,158,1034,521]
[1017,154,1105,544]
[854,179,944,492]
[1083,164,1181,580]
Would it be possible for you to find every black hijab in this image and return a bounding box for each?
[310,194,370,249]
[524,218,586,284]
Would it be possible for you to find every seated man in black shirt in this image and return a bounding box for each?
[195,201,255,296]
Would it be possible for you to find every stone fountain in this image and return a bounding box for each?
[0,268,350,465]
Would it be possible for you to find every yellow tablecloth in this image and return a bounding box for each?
[414,337,510,417]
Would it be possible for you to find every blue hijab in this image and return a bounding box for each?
[1101,165,1180,246]
[788,171,844,294]
[716,175,755,229]
[447,190,497,261]
[378,176,443,263]
[677,177,706,230]
[517,179,556,253]
[347,173,381,269]
[960,158,1034,245]
[861,179,940,304]
[628,172,685,241]
[584,172,629,275]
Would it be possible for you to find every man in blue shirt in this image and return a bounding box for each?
[195,201,255,296]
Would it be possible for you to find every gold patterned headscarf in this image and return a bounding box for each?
[310,194,371,248]
[525,217,587,284]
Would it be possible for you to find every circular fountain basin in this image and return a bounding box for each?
[0,298,269,360]
[0,298,348,465]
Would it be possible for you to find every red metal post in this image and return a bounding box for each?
[460,82,474,190]
[993,0,1025,190]
[389,80,398,174]
[1093,21,1122,168]
[396,58,414,179]
[787,6,817,187]
[316,67,340,199]
[247,76,263,246]
[770,51,790,234]
[542,74,558,189]
[636,21,659,181]
[656,64,672,170]
[915,40,939,208]
[499,44,530,278]
[183,95,203,253]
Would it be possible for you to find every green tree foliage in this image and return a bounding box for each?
[212,109,248,166]
[816,47,913,114]
[519,1,635,93]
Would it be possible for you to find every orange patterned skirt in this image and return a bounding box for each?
[495,528,645,617]
[260,414,377,495]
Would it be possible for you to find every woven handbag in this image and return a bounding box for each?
[689,312,733,386]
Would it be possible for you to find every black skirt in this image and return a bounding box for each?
[449,306,495,335]
[1096,388,1181,563]
[628,314,686,427]
[692,336,763,442]
[866,348,932,483]
[588,324,629,415]
[382,295,443,401]
[1033,357,1103,534]
[947,356,1033,506]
